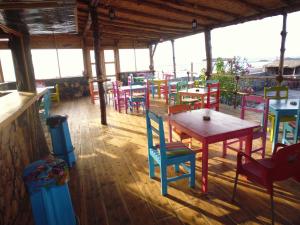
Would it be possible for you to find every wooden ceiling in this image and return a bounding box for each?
[77,0,300,47]
[1,0,300,48]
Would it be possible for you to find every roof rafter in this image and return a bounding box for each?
[228,0,265,13]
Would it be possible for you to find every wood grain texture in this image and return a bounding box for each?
[14,97,300,225]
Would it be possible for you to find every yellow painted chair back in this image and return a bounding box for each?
[264,86,288,100]
[264,86,294,142]
[51,84,60,103]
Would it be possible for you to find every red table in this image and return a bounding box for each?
[168,109,259,193]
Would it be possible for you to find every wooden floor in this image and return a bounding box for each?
[42,98,300,224]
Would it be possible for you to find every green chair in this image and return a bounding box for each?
[264,86,294,142]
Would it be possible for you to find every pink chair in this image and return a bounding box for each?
[112,81,127,113]
[232,143,300,224]
[223,95,269,158]
[205,82,220,111]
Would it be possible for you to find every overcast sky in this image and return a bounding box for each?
[154,11,300,68]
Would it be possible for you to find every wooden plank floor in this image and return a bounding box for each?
[35,97,300,224]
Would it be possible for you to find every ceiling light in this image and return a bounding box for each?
[192,19,197,30]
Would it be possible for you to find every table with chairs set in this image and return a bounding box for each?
[145,82,300,225]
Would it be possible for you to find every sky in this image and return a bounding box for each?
[154,11,300,74]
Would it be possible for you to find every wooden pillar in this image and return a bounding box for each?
[190,62,194,81]
[90,4,107,125]
[9,35,36,92]
[9,34,49,158]
[114,44,120,81]
[82,37,92,78]
[171,39,176,78]
[149,43,157,71]
[277,13,287,85]
[204,29,212,80]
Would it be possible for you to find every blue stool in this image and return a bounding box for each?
[46,115,76,167]
[23,158,77,225]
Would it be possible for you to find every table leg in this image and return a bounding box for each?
[272,112,280,153]
[202,141,208,193]
[244,130,253,157]
[201,96,205,108]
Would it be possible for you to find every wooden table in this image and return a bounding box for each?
[269,99,299,151]
[178,87,211,108]
[169,109,259,193]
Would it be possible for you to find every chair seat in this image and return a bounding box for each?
[268,113,295,122]
[165,142,194,158]
[155,142,194,158]
[182,98,199,103]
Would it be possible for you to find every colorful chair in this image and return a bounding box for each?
[50,84,60,103]
[89,80,99,104]
[128,81,147,113]
[223,95,269,158]
[264,86,294,142]
[282,100,300,144]
[112,81,128,113]
[146,110,196,196]
[232,143,300,224]
[39,90,51,120]
[205,82,220,111]
[168,104,193,148]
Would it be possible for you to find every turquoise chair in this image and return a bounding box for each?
[282,100,300,144]
[128,81,147,112]
[146,111,195,196]
[39,90,51,120]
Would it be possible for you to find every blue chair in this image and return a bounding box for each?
[39,90,51,120]
[146,111,196,195]
[282,100,300,144]
[128,81,147,112]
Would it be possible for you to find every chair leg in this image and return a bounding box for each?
[270,188,275,225]
[282,122,287,144]
[239,140,243,151]
[189,159,195,188]
[222,140,227,157]
[232,172,239,201]
[270,117,275,142]
[148,154,155,179]
[161,165,168,196]
[174,164,180,173]
[261,136,266,158]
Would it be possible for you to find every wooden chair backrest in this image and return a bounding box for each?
[264,86,288,100]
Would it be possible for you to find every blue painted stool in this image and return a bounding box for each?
[46,115,76,167]
[23,158,76,225]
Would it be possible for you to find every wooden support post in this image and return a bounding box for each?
[114,43,121,81]
[9,34,49,158]
[90,4,107,125]
[171,39,176,78]
[277,13,287,85]
[149,43,157,71]
[205,29,212,80]
[82,37,92,78]
[191,62,194,80]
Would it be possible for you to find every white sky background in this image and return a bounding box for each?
[155,10,300,72]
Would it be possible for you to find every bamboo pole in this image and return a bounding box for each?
[82,37,92,78]
[90,4,107,125]
[204,29,212,80]
[277,13,287,85]
[171,39,176,78]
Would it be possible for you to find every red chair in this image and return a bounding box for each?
[205,82,220,111]
[232,143,300,224]
[223,95,269,158]
[89,80,99,104]
[112,81,127,113]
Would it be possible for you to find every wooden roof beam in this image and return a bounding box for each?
[115,0,223,23]
[0,24,21,37]
[99,21,183,35]
[83,13,92,36]
[166,0,241,18]
[97,3,209,27]
[227,0,265,13]
[0,1,73,9]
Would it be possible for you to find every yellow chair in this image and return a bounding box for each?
[264,86,294,141]
[50,84,60,103]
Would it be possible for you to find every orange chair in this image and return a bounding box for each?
[89,80,99,104]
[232,143,300,224]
